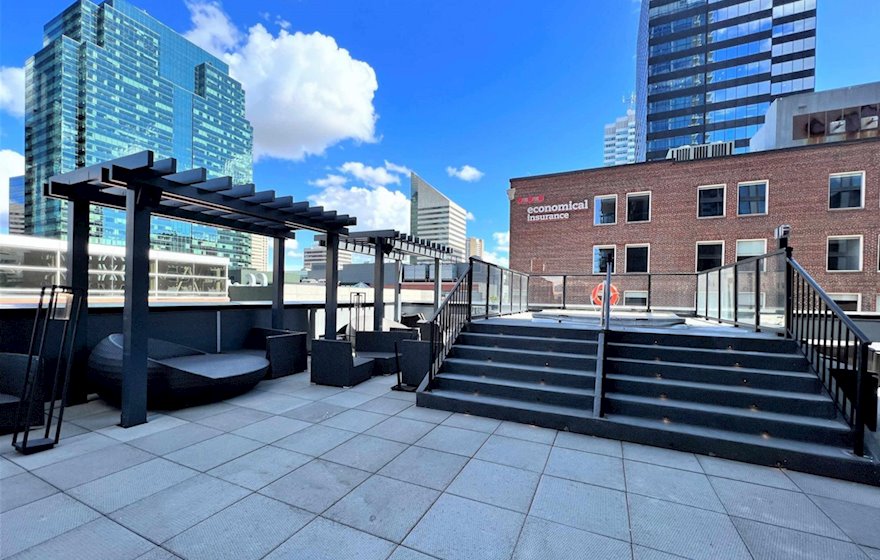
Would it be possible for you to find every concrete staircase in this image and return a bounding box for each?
[417,320,880,484]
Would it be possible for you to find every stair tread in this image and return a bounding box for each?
[461,331,598,345]
[608,356,817,379]
[436,372,594,396]
[605,392,848,430]
[606,374,829,401]
[453,344,594,360]
[423,389,867,463]
[443,357,593,376]
[608,341,805,360]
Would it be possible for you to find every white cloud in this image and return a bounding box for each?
[0,66,25,118]
[0,150,25,233]
[284,238,300,257]
[308,174,347,188]
[446,164,484,182]
[466,211,475,221]
[338,162,401,188]
[309,185,410,232]
[492,231,510,252]
[384,160,411,176]
[184,2,379,161]
[481,250,509,268]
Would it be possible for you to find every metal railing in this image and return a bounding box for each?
[469,258,529,320]
[788,257,876,456]
[694,249,788,332]
[425,267,471,387]
[527,272,696,312]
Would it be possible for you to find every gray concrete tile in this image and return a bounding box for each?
[529,474,630,541]
[622,442,702,472]
[441,412,502,433]
[396,405,452,424]
[68,457,198,513]
[357,396,414,415]
[68,409,121,431]
[494,421,557,444]
[164,433,263,471]
[163,401,237,422]
[208,445,312,490]
[97,414,187,442]
[61,399,117,420]
[811,495,880,549]
[31,444,154,490]
[264,516,395,560]
[364,416,435,444]
[134,549,182,560]
[286,384,344,401]
[8,517,154,560]
[474,434,551,473]
[321,390,378,408]
[625,460,724,512]
[1,472,58,513]
[545,446,626,491]
[321,434,408,472]
[447,458,539,513]
[629,494,750,560]
[632,546,685,560]
[194,407,272,432]
[128,423,223,455]
[696,455,800,491]
[273,424,355,456]
[710,476,848,539]
[404,493,525,560]
[109,474,249,543]
[732,515,868,560]
[378,445,469,491]
[513,516,632,560]
[384,389,417,402]
[0,494,101,557]
[325,474,440,542]
[231,415,311,443]
[165,494,314,560]
[4,432,118,470]
[415,425,490,457]
[320,409,388,433]
[387,547,436,560]
[260,459,370,514]
[787,470,880,509]
[0,457,24,480]
[282,401,347,423]
[350,377,397,395]
[862,546,880,560]
[224,390,310,414]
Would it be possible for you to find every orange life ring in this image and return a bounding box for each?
[591,282,620,306]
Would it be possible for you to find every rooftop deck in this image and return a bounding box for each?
[3,370,879,560]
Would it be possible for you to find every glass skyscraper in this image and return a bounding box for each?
[636,0,817,162]
[24,0,254,269]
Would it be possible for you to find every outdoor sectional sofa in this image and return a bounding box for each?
[88,334,268,408]
[0,353,45,435]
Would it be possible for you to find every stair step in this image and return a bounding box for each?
[450,344,595,370]
[605,374,837,417]
[441,357,595,388]
[609,330,800,353]
[606,342,809,371]
[465,321,599,341]
[436,372,594,407]
[458,331,598,354]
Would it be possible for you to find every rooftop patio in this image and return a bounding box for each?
[2,370,879,560]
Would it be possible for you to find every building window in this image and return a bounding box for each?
[626,192,651,223]
[829,294,860,312]
[625,245,650,273]
[698,185,725,218]
[829,172,864,210]
[738,181,767,215]
[696,242,724,272]
[736,239,767,261]
[624,291,648,307]
[593,246,616,274]
[827,236,862,272]
[594,195,617,225]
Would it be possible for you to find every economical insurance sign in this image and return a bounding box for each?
[519,195,589,223]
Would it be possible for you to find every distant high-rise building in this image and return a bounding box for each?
[603,109,637,166]
[8,176,25,235]
[25,0,254,269]
[250,235,271,271]
[410,173,467,263]
[303,245,351,271]
[467,237,484,259]
[636,0,817,162]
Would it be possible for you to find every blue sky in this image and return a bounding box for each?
[1,0,879,267]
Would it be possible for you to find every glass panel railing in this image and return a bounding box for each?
[736,264,757,326]
[471,260,488,318]
[488,266,501,316]
[528,275,564,307]
[761,251,786,331]
[707,270,720,319]
[502,270,512,315]
[720,267,734,321]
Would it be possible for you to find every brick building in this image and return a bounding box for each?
[509,138,880,311]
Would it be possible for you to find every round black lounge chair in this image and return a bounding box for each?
[88,334,268,408]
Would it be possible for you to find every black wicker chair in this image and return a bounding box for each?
[310,339,374,387]
[232,328,307,379]
[354,330,419,375]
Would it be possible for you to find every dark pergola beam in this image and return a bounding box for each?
[325,233,340,340]
[272,237,285,329]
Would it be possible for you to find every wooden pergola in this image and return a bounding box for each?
[46,151,355,427]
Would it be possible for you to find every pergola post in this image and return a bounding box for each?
[121,187,153,427]
[393,259,402,322]
[324,232,340,340]
[373,239,385,331]
[66,196,90,404]
[272,236,285,329]
[433,257,442,311]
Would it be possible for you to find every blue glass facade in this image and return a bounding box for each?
[636,0,817,161]
[8,176,26,235]
[24,0,254,269]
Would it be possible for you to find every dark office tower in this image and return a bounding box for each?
[636,0,817,162]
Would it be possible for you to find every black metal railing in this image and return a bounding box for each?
[788,257,876,456]
[527,272,696,312]
[425,267,471,387]
[694,249,788,332]
[469,258,529,320]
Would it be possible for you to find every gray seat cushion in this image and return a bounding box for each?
[157,354,269,379]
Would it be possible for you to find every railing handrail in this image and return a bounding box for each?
[787,257,871,344]
[426,267,470,323]
[468,257,527,277]
[695,248,788,277]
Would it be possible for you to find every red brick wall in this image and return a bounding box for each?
[509,139,880,311]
